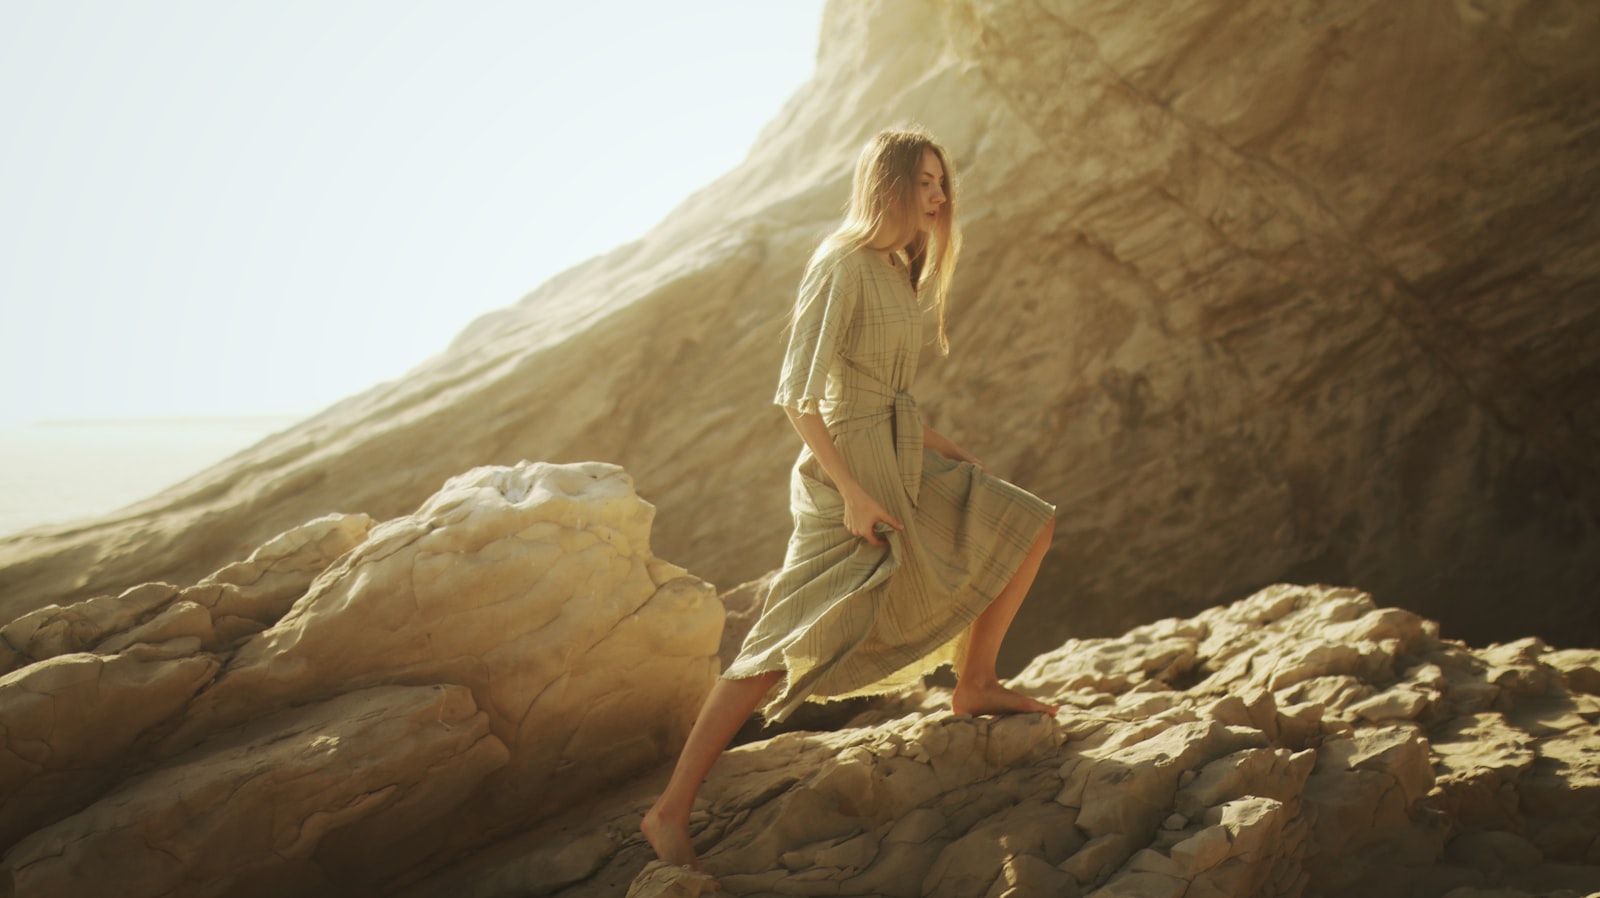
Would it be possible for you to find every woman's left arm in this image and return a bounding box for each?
[923,424,986,470]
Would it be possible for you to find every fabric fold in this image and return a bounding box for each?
[827,379,923,508]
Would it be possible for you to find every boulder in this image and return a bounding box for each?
[166,461,725,833]
[0,647,218,847]
[0,461,722,895]
[6,685,505,898]
[0,513,372,672]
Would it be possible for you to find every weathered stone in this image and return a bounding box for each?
[0,650,218,847]
[5,686,505,898]
[1174,747,1313,819]
[1481,638,1559,701]
[407,584,1590,898]
[1445,829,1544,879]
[1350,688,1430,722]
[1543,648,1600,696]
[93,599,215,654]
[1430,712,1538,830]
[0,460,722,894]
[3,2,1600,880]
[1088,870,1186,898]
[625,862,718,898]
[157,462,722,842]
[984,853,1081,898]
[0,513,372,676]
[0,582,178,670]
[5,0,1598,669]
[197,512,373,623]
[27,458,1572,898]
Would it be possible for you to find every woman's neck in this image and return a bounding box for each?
[868,244,903,267]
[866,224,909,257]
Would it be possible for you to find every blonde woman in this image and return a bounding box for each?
[643,127,1057,871]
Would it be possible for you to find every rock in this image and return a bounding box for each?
[0,513,371,673]
[1349,687,1430,722]
[399,584,1600,898]
[186,511,375,634]
[0,649,219,847]
[165,462,723,836]
[1446,829,1544,878]
[626,862,719,898]
[1543,648,1600,697]
[5,685,506,898]
[4,0,1598,666]
[0,582,179,671]
[0,461,722,895]
[984,853,1080,898]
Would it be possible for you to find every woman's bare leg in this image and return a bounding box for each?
[642,670,784,869]
[953,517,1060,715]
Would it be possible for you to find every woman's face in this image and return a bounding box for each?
[913,147,947,232]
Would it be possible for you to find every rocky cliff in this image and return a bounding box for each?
[3,0,1599,667]
[0,462,722,896]
[413,585,1600,898]
[3,462,1596,897]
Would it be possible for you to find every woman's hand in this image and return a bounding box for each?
[841,483,903,547]
[924,425,987,470]
[950,446,987,470]
[781,406,905,546]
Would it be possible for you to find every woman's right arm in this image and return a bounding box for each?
[784,406,903,546]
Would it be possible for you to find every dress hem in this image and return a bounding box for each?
[725,501,1055,723]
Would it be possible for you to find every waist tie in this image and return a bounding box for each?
[830,388,923,508]
[891,391,923,507]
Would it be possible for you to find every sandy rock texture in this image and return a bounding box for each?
[3,0,1599,662]
[406,585,1600,898]
[0,461,721,897]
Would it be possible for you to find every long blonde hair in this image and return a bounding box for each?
[814,126,963,354]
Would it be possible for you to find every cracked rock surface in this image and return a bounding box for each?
[1,459,1594,898]
[0,461,721,896]
[3,0,1597,659]
[407,585,1600,898]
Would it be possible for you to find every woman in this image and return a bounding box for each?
[643,127,1058,871]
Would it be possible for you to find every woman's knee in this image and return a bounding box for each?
[1037,516,1056,545]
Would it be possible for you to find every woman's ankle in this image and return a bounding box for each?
[645,796,691,822]
[954,670,999,691]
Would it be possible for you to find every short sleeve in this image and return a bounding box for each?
[774,251,860,415]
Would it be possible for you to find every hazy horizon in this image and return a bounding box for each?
[0,416,303,536]
[1,2,827,426]
[1,2,826,535]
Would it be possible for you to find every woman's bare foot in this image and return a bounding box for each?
[641,803,702,871]
[951,679,1059,716]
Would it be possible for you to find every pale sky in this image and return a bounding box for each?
[0,1,826,424]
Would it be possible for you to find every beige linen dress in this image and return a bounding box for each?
[724,243,1056,721]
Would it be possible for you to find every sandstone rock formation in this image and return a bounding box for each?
[405,584,1600,898]
[0,462,722,897]
[2,452,1597,896]
[3,0,1598,682]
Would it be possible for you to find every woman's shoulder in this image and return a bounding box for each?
[803,240,869,285]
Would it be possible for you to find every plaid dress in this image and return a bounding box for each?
[724,243,1056,721]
